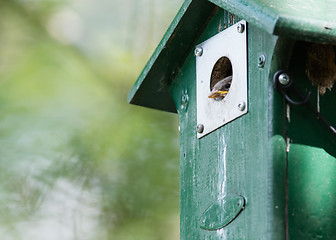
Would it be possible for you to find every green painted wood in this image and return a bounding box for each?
[129,0,336,238]
[169,9,288,238]
[128,0,217,113]
[288,144,336,239]
[209,0,336,43]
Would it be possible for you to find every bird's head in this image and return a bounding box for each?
[208,76,232,100]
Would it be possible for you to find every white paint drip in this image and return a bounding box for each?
[217,133,227,238]
[219,133,227,196]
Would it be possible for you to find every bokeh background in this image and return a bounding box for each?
[0,0,182,239]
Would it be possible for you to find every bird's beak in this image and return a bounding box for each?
[208,90,228,99]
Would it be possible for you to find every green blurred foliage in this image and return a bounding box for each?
[0,0,181,239]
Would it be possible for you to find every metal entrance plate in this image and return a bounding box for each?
[196,20,248,138]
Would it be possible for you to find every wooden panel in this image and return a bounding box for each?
[288,144,336,239]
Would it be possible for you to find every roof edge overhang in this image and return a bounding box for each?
[128,0,217,113]
[211,0,336,43]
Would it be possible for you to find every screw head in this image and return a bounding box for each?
[278,73,290,85]
[196,124,204,133]
[258,54,266,68]
[194,47,203,57]
[237,23,245,33]
[238,101,246,111]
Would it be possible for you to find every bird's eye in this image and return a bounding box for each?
[225,83,231,89]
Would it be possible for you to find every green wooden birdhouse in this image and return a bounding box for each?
[128,0,336,239]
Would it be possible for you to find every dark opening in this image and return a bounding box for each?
[210,56,233,91]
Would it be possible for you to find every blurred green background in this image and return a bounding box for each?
[0,0,182,239]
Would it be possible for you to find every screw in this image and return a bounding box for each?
[237,23,245,33]
[194,47,203,57]
[196,124,204,133]
[278,73,290,85]
[238,101,246,111]
[258,54,266,68]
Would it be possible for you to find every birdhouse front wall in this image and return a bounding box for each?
[169,8,287,240]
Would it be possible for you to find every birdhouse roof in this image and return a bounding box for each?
[128,0,336,113]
